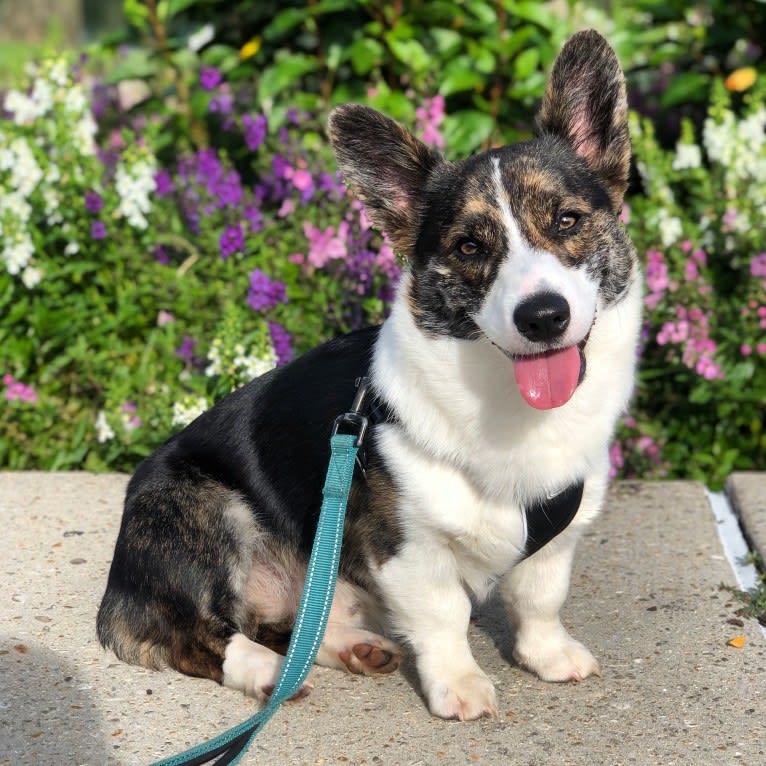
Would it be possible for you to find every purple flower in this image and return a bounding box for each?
[243,203,263,233]
[219,223,245,259]
[209,90,234,115]
[243,114,267,151]
[200,65,223,91]
[84,191,104,213]
[154,169,175,197]
[268,322,294,365]
[91,221,107,240]
[247,269,288,312]
[272,155,291,179]
[154,245,169,265]
[176,335,197,363]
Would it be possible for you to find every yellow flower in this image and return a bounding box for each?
[239,37,261,61]
[725,67,757,92]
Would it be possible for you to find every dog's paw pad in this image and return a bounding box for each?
[338,639,402,675]
[427,671,498,721]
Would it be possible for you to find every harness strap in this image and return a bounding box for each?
[522,480,584,558]
[351,382,584,557]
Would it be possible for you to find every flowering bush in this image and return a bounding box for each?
[1,34,764,489]
[616,81,766,486]
[0,55,401,471]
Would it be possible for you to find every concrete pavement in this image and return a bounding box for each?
[1,473,764,766]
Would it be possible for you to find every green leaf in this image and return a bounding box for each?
[439,57,484,96]
[441,110,495,156]
[385,36,431,73]
[102,49,156,85]
[513,47,539,80]
[263,8,308,41]
[464,0,497,25]
[258,53,318,101]
[348,38,384,75]
[507,1,556,30]
[660,72,710,108]
[430,28,462,58]
[161,0,198,19]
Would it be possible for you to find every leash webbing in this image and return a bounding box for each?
[150,432,360,766]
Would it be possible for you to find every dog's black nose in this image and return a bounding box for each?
[513,292,571,343]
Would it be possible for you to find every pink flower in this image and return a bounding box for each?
[157,310,175,326]
[292,169,313,192]
[3,374,38,403]
[750,253,766,277]
[741,344,752,356]
[684,261,699,281]
[415,94,446,149]
[757,343,766,355]
[303,221,348,268]
[645,250,668,293]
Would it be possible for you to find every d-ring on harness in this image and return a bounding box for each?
[150,376,582,764]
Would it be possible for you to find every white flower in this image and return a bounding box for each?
[73,112,97,156]
[63,83,88,116]
[738,109,766,154]
[188,24,215,52]
[43,188,60,218]
[6,137,43,197]
[48,59,69,87]
[95,411,115,443]
[657,210,683,248]
[4,90,38,124]
[115,158,156,229]
[2,234,35,275]
[172,395,208,427]
[672,142,702,171]
[30,76,54,115]
[64,241,80,256]
[1,190,33,224]
[21,266,42,288]
[703,113,735,166]
[205,338,224,377]
[235,351,276,380]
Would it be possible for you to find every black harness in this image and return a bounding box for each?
[348,377,584,560]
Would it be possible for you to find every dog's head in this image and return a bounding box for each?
[329,30,636,410]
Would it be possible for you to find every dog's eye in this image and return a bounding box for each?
[457,240,480,257]
[557,212,580,232]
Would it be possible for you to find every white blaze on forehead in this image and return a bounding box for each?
[473,158,599,355]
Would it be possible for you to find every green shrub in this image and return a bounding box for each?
[617,81,766,487]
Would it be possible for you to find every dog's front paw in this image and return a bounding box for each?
[514,633,601,683]
[425,670,499,721]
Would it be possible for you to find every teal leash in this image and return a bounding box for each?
[151,380,372,766]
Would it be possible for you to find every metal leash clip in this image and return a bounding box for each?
[331,376,371,448]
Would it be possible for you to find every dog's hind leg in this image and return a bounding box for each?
[314,579,403,675]
[222,633,314,701]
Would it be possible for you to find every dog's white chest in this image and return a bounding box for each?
[379,427,526,596]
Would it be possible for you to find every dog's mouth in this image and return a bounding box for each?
[511,340,587,410]
[492,330,592,411]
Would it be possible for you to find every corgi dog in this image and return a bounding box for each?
[98,29,642,721]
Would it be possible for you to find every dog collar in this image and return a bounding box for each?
[522,480,584,558]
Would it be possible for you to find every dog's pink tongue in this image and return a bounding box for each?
[513,346,581,410]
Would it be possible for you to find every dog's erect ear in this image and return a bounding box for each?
[328,104,443,257]
[536,29,630,211]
